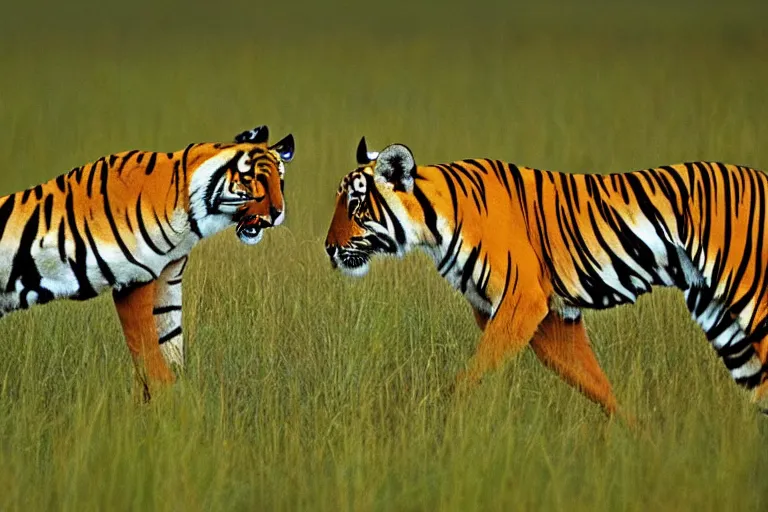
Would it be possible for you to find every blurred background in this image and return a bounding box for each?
[1,1,767,510]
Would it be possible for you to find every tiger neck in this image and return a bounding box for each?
[411,165,473,275]
[409,163,505,316]
[185,144,240,240]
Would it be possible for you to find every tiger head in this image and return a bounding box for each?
[325,137,424,276]
[189,124,294,245]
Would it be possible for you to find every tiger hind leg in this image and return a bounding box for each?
[683,287,768,415]
[747,341,768,413]
[113,280,175,401]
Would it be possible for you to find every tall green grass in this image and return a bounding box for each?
[1,1,768,510]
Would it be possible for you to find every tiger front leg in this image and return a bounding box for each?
[153,256,187,370]
[528,312,620,417]
[113,281,175,402]
[456,285,549,391]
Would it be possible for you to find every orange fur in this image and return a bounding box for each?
[326,137,768,418]
[529,313,618,415]
[0,125,294,400]
[113,281,175,401]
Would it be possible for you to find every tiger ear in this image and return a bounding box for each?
[269,134,295,162]
[373,143,415,193]
[356,136,379,165]
[235,125,269,144]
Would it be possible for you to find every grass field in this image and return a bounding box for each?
[2,0,768,510]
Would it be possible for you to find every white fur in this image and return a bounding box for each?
[155,259,186,367]
[731,356,763,380]
[188,149,240,239]
[273,208,285,226]
[337,261,370,278]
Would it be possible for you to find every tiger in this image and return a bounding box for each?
[325,136,768,420]
[0,124,294,399]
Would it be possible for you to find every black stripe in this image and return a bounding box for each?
[153,211,175,249]
[100,162,157,279]
[43,194,54,231]
[175,255,189,276]
[452,163,486,205]
[508,164,529,225]
[83,219,116,286]
[65,185,97,299]
[167,277,183,286]
[435,166,459,224]
[475,254,491,302]
[460,243,481,293]
[616,174,630,204]
[181,144,194,183]
[173,160,181,209]
[562,315,582,325]
[370,185,406,246]
[719,336,753,362]
[694,163,714,261]
[730,170,765,321]
[57,220,67,262]
[494,160,512,198]
[86,161,99,197]
[116,150,139,174]
[74,166,85,184]
[470,189,482,213]
[153,305,182,315]
[159,327,182,344]
[623,173,674,242]
[55,175,66,192]
[464,159,489,174]
[734,166,743,207]
[716,163,732,278]
[124,211,133,233]
[495,252,516,317]
[734,364,765,388]
[568,173,580,212]
[0,194,16,242]
[6,205,42,295]
[413,184,442,246]
[442,164,468,196]
[144,152,158,175]
[726,170,758,309]
[703,162,718,208]
[636,170,657,195]
[136,195,166,255]
[486,159,502,191]
[562,177,602,270]
[437,220,462,273]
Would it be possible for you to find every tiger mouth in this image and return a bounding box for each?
[236,215,271,245]
[337,250,370,270]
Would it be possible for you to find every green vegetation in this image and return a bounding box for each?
[1,1,767,510]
